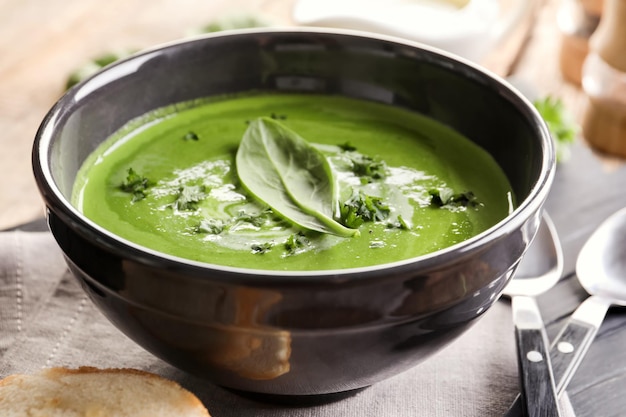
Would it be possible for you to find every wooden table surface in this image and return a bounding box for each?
[2,0,626,416]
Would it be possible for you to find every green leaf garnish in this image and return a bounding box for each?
[196,218,226,234]
[428,188,479,208]
[251,241,274,254]
[284,232,311,255]
[232,209,273,227]
[340,191,390,228]
[193,209,274,236]
[387,214,411,230]
[174,185,205,211]
[347,153,387,183]
[120,168,151,202]
[533,96,578,162]
[236,117,359,237]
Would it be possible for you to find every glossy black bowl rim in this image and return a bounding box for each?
[32,27,556,282]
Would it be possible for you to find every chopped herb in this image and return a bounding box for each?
[174,185,206,211]
[233,209,273,227]
[183,131,199,141]
[387,215,411,230]
[284,232,310,255]
[194,208,275,235]
[340,206,364,229]
[340,191,390,228]
[251,241,274,254]
[338,142,357,152]
[348,153,387,183]
[533,96,578,162]
[196,218,225,234]
[120,168,151,202]
[429,188,480,208]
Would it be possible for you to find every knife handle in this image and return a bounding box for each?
[513,296,562,417]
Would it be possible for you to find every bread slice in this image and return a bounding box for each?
[0,367,210,417]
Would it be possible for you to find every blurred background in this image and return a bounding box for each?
[1,0,622,230]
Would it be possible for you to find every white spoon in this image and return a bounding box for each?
[549,206,626,394]
[504,212,564,417]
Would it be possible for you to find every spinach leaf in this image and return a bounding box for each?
[236,117,359,237]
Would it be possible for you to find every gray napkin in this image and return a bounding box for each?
[0,231,568,416]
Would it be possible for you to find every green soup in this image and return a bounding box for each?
[73,93,514,271]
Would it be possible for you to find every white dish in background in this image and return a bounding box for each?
[293,0,531,64]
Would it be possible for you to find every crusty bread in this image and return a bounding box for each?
[0,367,210,417]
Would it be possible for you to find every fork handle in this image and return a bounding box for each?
[550,295,610,393]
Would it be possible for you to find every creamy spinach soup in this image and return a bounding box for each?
[72,93,514,271]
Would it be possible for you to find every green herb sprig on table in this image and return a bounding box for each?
[65,15,268,90]
[533,96,578,162]
[66,51,134,90]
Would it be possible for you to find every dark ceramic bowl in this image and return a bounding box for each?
[32,29,554,400]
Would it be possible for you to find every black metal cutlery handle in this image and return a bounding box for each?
[513,296,562,417]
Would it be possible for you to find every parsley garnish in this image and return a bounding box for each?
[387,215,411,230]
[196,218,225,234]
[233,209,273,227]
[120,168,151,202]
[174,185,206,211]
[348,154,387,183]
[284,232,310,255]
[193,208,275,236]
[251,241,274,254]
[429,188,480,208]
[340,191,390,228]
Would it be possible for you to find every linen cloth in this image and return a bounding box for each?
[0,231,573,416]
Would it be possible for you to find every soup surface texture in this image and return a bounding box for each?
[73,93,514,271]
